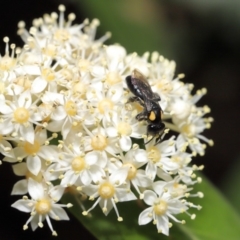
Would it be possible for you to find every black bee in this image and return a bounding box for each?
[126,69,165,144]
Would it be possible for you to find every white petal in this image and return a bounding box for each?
[31,77,47,93]
[11,179,28,195]
[153,181,166,195]
[20,124,35,144]
[30,214,41,231]
[145,162,157,180]
[49,185,65,202]
[109,167,128,185]
[51,106,66,121]
[83,184,98,196]
[161,158,179,171]
[115,188,137,201]
[61,118,71,139]
[28,178,44,199]
[156,215,169,236]
[50,205,69,220]
[18,91,32,107]
[27,156,41,176]
[85,151,98,165]
[106,45,126,60]
[0,103,12,114]
[99,198,113,216]
[12,162,27,176]
[156,168,172,182]
[3,156,18,163]
[80,170,92,185]
[119,136,131,151]
[11,199,32,212]
[61,170,77,187]
[36,129,47,144]
[135,149,148,163]
[91,66,105,77]
[47,119,64,132]
[138,207,153,225]
[90,165,105,183]
[143,190,157,205]
[108,84,123,102]
[0,119,13,135]
[134,171,152,187]
[13,147,27,158]
[106,127,118,137]
[38,146,58,160]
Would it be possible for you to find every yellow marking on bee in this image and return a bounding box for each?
[149,111,156,121]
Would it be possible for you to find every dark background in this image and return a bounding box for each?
[0,0,239,239]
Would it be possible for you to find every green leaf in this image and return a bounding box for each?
[220,155,240,214]
[63,175,240,240]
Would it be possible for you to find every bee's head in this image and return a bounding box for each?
[147,122,165,136]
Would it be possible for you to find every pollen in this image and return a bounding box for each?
[156,79,173,93]
[35,199,52,215]
[64,100,77,116]
[23,140,41,155]
[98,182,115,199]
[117,122,132,136]
[0,55,16,71]
[106,71,122,85]
[54,29,70,42]
[15,76,31,90]
[77,59,91,72]
[42,43,57,57]
[42,68,55,82]
[149,111,156,121]
[124,163,137,180]
[153,199,168,216]
[13,107,30,124]
[59,68,74,81]
[91,134,108,151]
[181,124,196,138]
[71,156,86,172]
[73,81,87,97]
[147,146,161,163]
[98,98,114,114]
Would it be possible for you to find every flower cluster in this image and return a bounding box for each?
[0,5,213,236]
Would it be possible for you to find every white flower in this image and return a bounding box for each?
[49,143,105,187]
[175,109,214,156]
[138,181,188,236]
[104,108,145,151]
[0,91,42,143]
[11,178,71,236]
[85,81,124,123]
[120,148,152,197]
[145,137,177,180]
[82,126,119,168]
[83,167,136,220]
[42,91,86,138]
[4,129,59,176]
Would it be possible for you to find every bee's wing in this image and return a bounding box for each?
[144,98,154,111]
[132,69,160,101]
[132,69,151,88]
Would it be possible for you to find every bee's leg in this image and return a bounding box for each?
[154,124,165,145]
[127,96,139,103]
[154,135,162,145]
[153,92,161,101]
[144,135,154,145]
[127,96,145,107]
[136,109,148,121]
